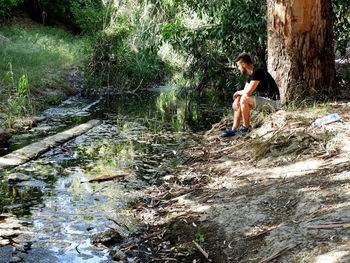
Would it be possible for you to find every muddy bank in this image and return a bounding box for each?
[128,102,350,262]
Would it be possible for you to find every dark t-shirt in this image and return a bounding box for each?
[247,67,280,100]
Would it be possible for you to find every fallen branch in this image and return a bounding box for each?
[108,218,130,232]
[193,240,211,261]
[213,123,290,156]
[75,244,81,254]
[245,227,276,240]
[307,223,350,229]
[0,119,101,170]
[265,123,289,142]
[150,257,177,261]
[139,229,164,239]
[85,174,128,183]
[119,241,136,252]
[258,243,301,263]
[211,141,246,155]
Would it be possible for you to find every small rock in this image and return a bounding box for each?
[0,128,11,145]
[33,116,46,123]
[163,175,175,181]
[9,256,22,263]
[11,242,31,253]
[110,249,126,260]
[0,238,10,246]
[7,173,31,183]
[91,230,124,246]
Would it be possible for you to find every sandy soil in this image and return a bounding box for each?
[131,101,350,263]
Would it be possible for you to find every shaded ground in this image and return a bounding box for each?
[127,101,350,263]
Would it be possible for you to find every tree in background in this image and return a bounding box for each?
[267,0,336,103]
[333,0,350,55]
[22,0,113,33]
[0,0,23,17]
[159,0,268,91]
[4,0,347,96]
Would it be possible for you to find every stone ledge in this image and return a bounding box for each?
[0,119,101,170]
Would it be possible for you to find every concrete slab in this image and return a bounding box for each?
[0,119,101,171]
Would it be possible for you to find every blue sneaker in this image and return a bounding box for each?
[239,126,251,134]
[221,128,238,137]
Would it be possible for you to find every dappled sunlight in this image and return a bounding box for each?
[0,25,86,88]
[171,110,350,262]
[313,249,350,263]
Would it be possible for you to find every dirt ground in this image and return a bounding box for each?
[129,101,350,263]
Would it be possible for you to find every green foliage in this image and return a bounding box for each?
[1,63,34,127]
[0,25,87,90]
[85,0,263,92]
[195,232,205,243]
[45,91,62,105]
[24,0,112,33]
[0,0,23,16]
[85,1,169,90]
[333,0,350,55]
[155,0,267,91]
[70,0,114,34]
[0,25,88,124]
[15,0,347,96]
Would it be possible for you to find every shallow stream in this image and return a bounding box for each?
[0,87,224,262]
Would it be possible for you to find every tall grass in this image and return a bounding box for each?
[85,0,173,91]
[0,25,88,92]
[0,25,88,126]
[1,63,34,128]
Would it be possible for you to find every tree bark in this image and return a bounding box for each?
[267,0,336,103]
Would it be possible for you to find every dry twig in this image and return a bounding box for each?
[85,174,128,183]
[193,240,211,261]
[150,257,177,261]
[108,218,130,232]
[258,243,301,263]
[307,223,350,229]
[245,227,276,240]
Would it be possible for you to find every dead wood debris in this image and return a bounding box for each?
[150,257,177,261]
[193,240,211,261]
[244,227,277,240]
[258,243,302,263]
[84,174,129,183]
[307,223,350,229]
[126,109,350,262]
[108,218,131,232]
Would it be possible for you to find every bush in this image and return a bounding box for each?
[0,24,88,121]
[80,0,350,94]
[0,63,34,127]
[333,0,350,55]
[84,1,169,91]
[70,0,114,34]
[157,0,267,92]
[0,0,23,16]
[22,0,112,33]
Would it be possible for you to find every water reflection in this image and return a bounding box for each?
[0,87,225,262]
[98,87,224,132]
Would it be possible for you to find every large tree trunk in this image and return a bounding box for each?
[267,0,336,103]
